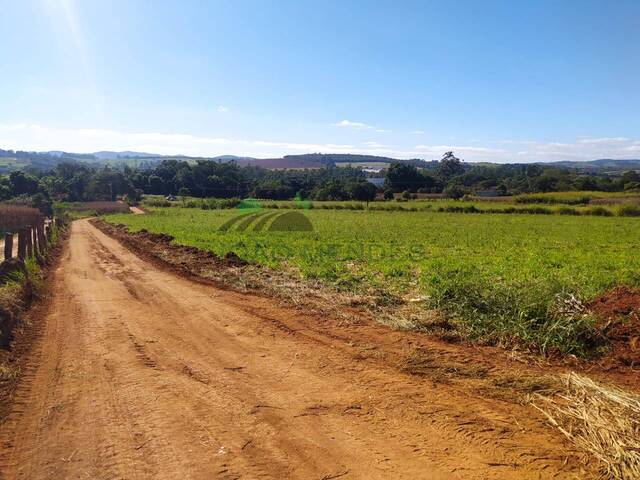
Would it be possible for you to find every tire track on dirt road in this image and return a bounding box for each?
[0,219,593,479]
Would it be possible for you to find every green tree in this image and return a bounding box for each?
[443,183,468,199]
[437,151,465,180]
[384,163,424,192]
[347,181,377,204]
[9,171,39,196]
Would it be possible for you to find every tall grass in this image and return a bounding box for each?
[54,201,130,218]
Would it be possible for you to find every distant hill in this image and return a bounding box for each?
[234,154,438,170]
[546,159,640,172]
[211,155,257,162]
[2,147,639,173]
[93,151,159,160]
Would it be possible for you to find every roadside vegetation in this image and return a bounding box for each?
[106,206,640,357]
[1,210,66,417]
[0,205,43,235]
[53,201,130,219]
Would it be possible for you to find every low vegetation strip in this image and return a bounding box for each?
[53,201,130,219]
[105,207,640,358]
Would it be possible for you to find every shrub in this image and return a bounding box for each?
[558,207,579,215]
[584,206,613,217]
[0,204,43,234]
[618,204,640,217]
[142,197,171,208]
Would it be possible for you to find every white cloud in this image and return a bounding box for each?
[0,123,367,158]
[331,119,373,129]
[577,137,629,144]
[216,105,229,113]
[331,120,392,133]
[0,123,637,163]
[363,141,387,148]
[410,130,425,135]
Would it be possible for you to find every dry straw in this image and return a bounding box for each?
[535,373,640,480]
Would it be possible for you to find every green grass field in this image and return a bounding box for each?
[106,207,640,356]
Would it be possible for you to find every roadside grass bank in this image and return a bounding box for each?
[0,219,67,420]
[105,207,640,360]
[53,201,130,219]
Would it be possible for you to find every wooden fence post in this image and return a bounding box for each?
[37,221,46,253]
[26,227,33,259]
[17,229,27,260]
[3,233,13,261]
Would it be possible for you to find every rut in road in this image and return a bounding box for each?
[0,219,590,479]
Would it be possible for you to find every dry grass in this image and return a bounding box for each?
[0,204,43,234]
[0,364,19,382]
[535,373,640,480]
[62,201,130,215]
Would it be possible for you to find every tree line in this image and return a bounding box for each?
[1,152,639,214]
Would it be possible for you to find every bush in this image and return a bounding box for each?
[558,207,579,215]
[443,184,468,200]
[142,197,171,208]
[584,206,613,217]
[618,204,640,217]
[0,204,43,234]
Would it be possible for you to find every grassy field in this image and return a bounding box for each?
[106,206,640,356]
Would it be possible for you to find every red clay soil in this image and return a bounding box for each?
[589,287,640,369]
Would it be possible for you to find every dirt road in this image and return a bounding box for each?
[0,219,590,479]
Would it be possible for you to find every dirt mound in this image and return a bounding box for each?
[590,287,640,319]
[111,224,249,269]
[589,287,640,369]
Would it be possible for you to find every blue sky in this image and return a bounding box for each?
[1,0,638,162]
